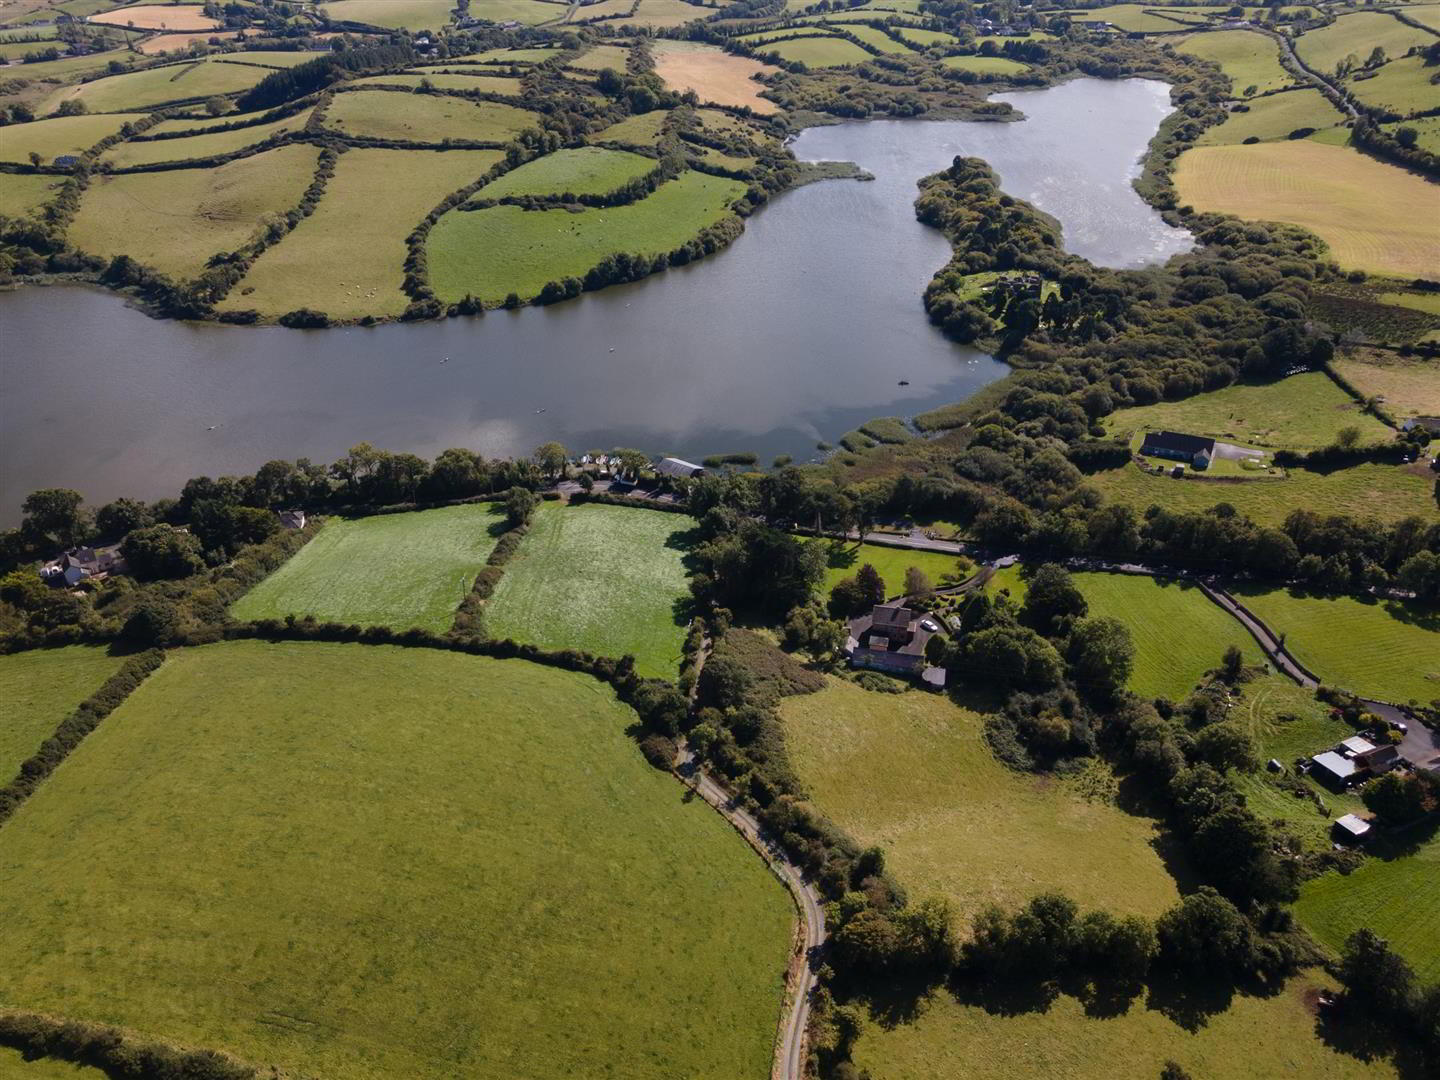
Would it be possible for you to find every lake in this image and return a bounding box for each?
[0,77,1190,518]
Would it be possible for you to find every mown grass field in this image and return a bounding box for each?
[1297,831,1440,984]
[1102,372,1388,449]
[1197,88,1345,145]
[757,35,872,68]
[0,172,60,217]
[781,678,1180,928]
[1085,457,1435,526]
[324,90,536,143]
[69,143,318,279]
[1332,350,1440,420]
[1348,55,1437,116]
[317,0,458,30]
[219,147,501,319]
[0,641,792,1080]
[42,58,268,113]
[942,53,1029,74]
[849,974,1396,1080]
[102,111,308,167]
[1177,29,1295,94]
[651,39,778,113]
[484,503,692,678]
[1071,572,1262,701]
[476,146,655,198]
[428,170,745,302]
[1230,587,1440,705]
[231,504,504,632]
[1174,141,1440,278]
[1295,11,1433,76]
[0,111,143,163]
[0,644,123,780]
[816,539,969,598]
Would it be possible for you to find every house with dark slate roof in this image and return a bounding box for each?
[1139,430,1215,469]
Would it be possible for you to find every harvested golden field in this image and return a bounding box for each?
[69,143,319,279]
[1174,141,1440,278]
[652,39,777,113]
[89,3,218,30]
[1332,349,1440,420]
[135,29,240,55]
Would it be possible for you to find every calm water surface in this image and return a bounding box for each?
[0,78,1188,517]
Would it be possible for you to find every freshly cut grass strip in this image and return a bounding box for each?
[1173,141,1440,278]
[0,641,793,1080]
[324,89,537,143]
[231,503,505,631]
[219,147,503,319]
[484,503,693,678]
[69,143,320,279]
[0,644,124,781]
[0,111,144,163]
[1197,88,1344,145]
[428,169,745,302]
[475,145,655,198]
[102,111,307,166]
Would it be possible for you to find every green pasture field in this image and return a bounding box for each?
[1197,88,1345,145]
[0,170,58,217]
[231,504,504,632]
[0,644,123,781]
[1384,114,1440,154]
[781,677,1180,929]
[352,72,526,95]
[1230,587,1440,705]
[219,147,501,320]
[593,108,670,145]
[318,0,458,30]
[1085,456,1435,527]
[849,973,1395,1080]
[692,144,756,170]
[815,539,968,598]
[1348,55,1437,116]
[483,503,693,678]
[0,110,142,163]
[0,25,61,40]
[1173,141,1440,279]
[842,24,914,53]
[41,58,268,113]
[69,143,319,279]
[1297,832,1440,984]
[145,107,288,134]
[941,53,1029,74]
[578,0,707,28]
[0,45,125,82]
[1295,11,1434,75]
[0,38,60,60]
[894,26,960,46]
[1066,4,1225,32]
[1102,372,1389,449]
[466,0,566,25]
[428,169,745,303]
[0,641,792,1080]
[475,146,656,199]
[102,111,307,166]
[1405,3,1440,32]
[211,50,322,69]
[1177,29,1294,94]
[757,35,872,68]
[423,45,560,66]
[1332,349,1440,419]
[569,42,631,71]
[323,90,537,143]
[1069,572,1263,701]
[0,1046,105,1078]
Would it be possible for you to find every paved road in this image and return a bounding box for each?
[675,745,825,1080]
[1200,583,1320,689]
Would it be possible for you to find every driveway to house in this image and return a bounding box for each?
[1212,441,1266,462]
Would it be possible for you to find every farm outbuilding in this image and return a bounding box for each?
[654,457,705,479]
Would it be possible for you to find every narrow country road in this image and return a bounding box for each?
[675,743,825,1080]
[1199,582,1320,688]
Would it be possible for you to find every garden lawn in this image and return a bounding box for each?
[484,503,692,678]
[1348,55,1439,117]
[815,539,968,598]
[42,59,269,113]
[102,111,309,167]
[323,90,537,143]
[1070,572,1263,701]
[781,677,1180,929]
[218,148,502,320]
[849,974,1397,1080]
[1229,587,1440,705]
[651,39,778,113]
[317,0,459,30]
[1331,350,1440,420]
[427,170,745,303]
[1173,141,1440,279]
[0,642,792,1080]
[1197,88,1345,145]
[1102,372,1389,449]
[1296,832,1440,984]
[758,35,872,68]
[0,111,144,163]
[231,504,505,632]
[475,146,655,198]
[69,143,319,280]
[0,644,124,781]
[0,171,61,217]
[1295,12,1433,76]
[941,54,1029,74]
[1177,28,1294,94]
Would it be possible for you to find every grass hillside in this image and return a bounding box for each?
[42,58,269,113]
[0,111,144,164]
[1347,54,1439,116]
[757,35,872,68]
[780,678,1180,929]
[475,146,656,198]
[1177,29,1294,94]
[1196,88,1345,145]
[231,504,505,632]
[1295,12,1433,76]
[484,503,693,678]
[0,172,60,218]
[323,90,537,143]
[0,644,123,780]
[101,111,311,167]
[0,642,793,1080]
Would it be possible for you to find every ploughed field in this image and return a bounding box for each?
[0,642,794,1079]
